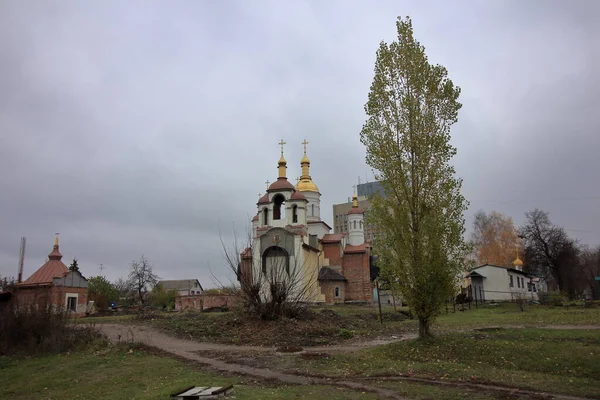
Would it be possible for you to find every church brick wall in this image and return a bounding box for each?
[323,243,342,266]
[319,281,346,304]
[342,252,373,302]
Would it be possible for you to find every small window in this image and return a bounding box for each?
[334,287,340,298]
[517,277,521,288]
[509,275,514,288]
[353,220,357,229]
[533,284,537,293]
[67,296,77,312]
[311,204,315,216]
[191,291,194,295]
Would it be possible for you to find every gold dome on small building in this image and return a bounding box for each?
[513,247,523,268]
[513,257,523,267]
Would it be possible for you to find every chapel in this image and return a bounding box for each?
[240,140,373,304]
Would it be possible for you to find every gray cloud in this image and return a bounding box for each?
[1,0,599,285]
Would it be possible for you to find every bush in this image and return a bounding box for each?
[538,291,568,307]
[0,300,101,356]
[338,328,354,339]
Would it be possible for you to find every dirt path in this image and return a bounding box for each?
[97,323,598,400]
[98,323,418,354]
[98,323,407,399]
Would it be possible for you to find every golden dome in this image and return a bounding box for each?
[513,257,523,267]
[297,178,319,192]
[296,138,319,192]
[513,247,523,267]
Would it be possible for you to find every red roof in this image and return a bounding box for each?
[290,191,307,201]
[252,215,259,222]
[344,243,368,253]
[257,193,270,205]
[20,245,69,286]
[268,177,296,191]
[321,233,345,243]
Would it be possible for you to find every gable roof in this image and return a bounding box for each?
[20,243,69,286]
[321,233,344,243]
[471,264,530,276]
[158,279,203,291]
[344,243,368,253]
[318,267,347,282]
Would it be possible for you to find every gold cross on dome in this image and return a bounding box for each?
[296,177,300,184]
[265,180,270,189]
[302,139,309,153]
[352,184,357,194]
[278,139,286,153]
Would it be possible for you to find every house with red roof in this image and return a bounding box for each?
[16,235,89,316]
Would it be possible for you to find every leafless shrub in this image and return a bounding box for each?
[220,226,319,321]
[0,292,101,356]
[511,291,528,312]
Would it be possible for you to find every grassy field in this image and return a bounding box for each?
[278,327,600,397]
[0,341,377,400]
[433,303,600,329]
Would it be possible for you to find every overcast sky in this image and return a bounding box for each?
[1,0,599,287]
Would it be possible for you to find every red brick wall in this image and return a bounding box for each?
[15,285,88,316]
[175,294,239,311]
[342,252,373,302]
[323,243,341,266]
[319,281,346,304]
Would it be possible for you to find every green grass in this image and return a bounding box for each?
[75,314,136,324]
[281,328,600,397]
[433,303,600,330]
[0,341,378,400]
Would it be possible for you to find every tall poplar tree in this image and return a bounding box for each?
[360,17,468,338]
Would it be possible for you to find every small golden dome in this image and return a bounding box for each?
[296,178,319,193]
[513,257,523,267]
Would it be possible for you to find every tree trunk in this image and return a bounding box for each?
[418,317,431,338]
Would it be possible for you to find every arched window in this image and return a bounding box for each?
[263,208,269,225]
[359,220,363,229]
[334,287,340,298]
[311,204,314,216]
[262,246,290,274]
[292,205,298,223]
[273,194,285,220]
[353,220,357,229]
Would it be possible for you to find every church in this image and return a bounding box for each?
[240,140,373,304]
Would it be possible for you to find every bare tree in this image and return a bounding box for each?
[580,245,600,299]
[0,276,16,292]
[220,227,320,320]
[127,256,159,306]
[520,209,580,298]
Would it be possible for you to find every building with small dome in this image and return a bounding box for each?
[240,140,373,304]
[465,251,545,302]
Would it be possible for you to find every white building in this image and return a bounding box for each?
[466,255,543,302]
[157,279,204,296]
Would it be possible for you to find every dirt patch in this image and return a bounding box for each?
[148,309,411,347]
[276,345,303,353]
[301,352,330,360]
